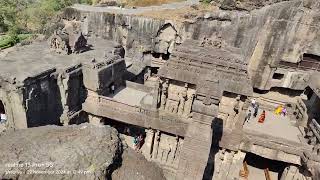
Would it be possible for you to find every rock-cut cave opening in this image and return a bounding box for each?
[244,152,288,180]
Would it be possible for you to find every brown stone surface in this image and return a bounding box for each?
[0,124,120,180]
[111,148,166,180]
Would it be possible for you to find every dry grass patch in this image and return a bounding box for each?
[137,4,218,22]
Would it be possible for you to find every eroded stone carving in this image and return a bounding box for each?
[177,83,188,115]
[160,79,169,110]
[48,30,87,54]
[183,91,195,117]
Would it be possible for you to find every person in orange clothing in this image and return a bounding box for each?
[258,110,266,123]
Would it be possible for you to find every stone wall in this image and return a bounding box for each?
[0,82,27,129]
[82,57,126,95]
[183,0,320,90]
[0,64,86,129]
[23,66,86,127]
[57,66,86,125]
[67,0,320,91]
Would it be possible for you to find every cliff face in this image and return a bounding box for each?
[65,0,320,90]
[178,0,319,90]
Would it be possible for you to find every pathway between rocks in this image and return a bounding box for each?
[73,0,199,14]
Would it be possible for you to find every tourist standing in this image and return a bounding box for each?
[133,135,139,150]
[281,107,287,116]
[245,110,252,123]
[0,113,6,123]
[111,84,115,94]
[253,103,259,117]
[137,134,145,151]
[251,98,256,108]
[274,105,283,115]
[258,110,266,123]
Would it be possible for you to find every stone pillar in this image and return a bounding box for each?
[10,90,28,129]
[152,130,161,160]
[171,136,179,164]
[280,166,298,180]
[142,128,155,160]
[176,114,214,180]
[88,114,103,126]
[57,73,70,126]
[226,151,246,180]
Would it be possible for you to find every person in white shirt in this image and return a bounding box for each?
[111,84,115,94]
[0,113,6,123]
[251,98,256,108]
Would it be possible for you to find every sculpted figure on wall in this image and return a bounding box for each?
[166,99,179,113]
[178,83,188,115]
[183,90,195,117]
[160,79,169,110]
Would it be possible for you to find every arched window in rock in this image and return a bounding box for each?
[154,23,178,55]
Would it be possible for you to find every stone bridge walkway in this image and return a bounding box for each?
[83,92,188,136]
[73,0,199,14]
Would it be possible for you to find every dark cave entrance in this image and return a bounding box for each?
[149,66,159,77]
[102,118,145,135]
[101,118,146,149]
[244,153,289,180]
[272,72,284,80]
[279,53,320,71]
[303,53,320,62]
[151,52,171,60]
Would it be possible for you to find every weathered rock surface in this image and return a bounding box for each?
[68,0,320,91]
[211,0,291,11]
[111,147,166,180]
[0,124,120,180]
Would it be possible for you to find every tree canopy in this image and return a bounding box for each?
[0,0,83,34]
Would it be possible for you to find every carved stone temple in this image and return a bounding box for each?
[0,0,320,179]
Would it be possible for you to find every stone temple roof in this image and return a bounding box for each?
[0,38,115,86]
[158,40,253,99]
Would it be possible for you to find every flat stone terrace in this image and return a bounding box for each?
[243,108,301,143]
[109,86,149,106]
[0,38,114,83]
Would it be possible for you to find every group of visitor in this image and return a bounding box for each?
[274,105,287,116]
[245,98,263,123]
[133,134,145,152]
[245,98,289,124]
